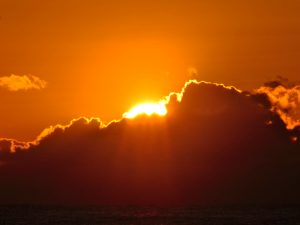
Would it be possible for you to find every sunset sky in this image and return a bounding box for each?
[1,0,300,141]
[0,0,300,206]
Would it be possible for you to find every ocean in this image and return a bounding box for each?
[0,205,299,225]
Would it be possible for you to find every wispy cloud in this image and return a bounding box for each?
[0,74,47,91]
[256,77,300,129]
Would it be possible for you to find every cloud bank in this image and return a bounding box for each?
[0,74,47,91]
[0,80,299,205]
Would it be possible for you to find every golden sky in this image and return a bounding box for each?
[0,0,299,140]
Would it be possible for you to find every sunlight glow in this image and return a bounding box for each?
[123,102,167,119]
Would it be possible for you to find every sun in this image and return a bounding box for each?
[123,102,167,119]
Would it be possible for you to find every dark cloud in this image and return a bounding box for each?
[0,81,299,205]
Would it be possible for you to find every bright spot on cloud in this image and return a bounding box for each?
[123,102,167,119]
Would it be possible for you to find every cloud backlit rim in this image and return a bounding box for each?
[1,79,299,153]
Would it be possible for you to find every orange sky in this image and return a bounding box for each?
[0,0,299,141]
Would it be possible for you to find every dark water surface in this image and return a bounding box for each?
[0,205,299,225]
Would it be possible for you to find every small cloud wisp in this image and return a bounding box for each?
[0,74,47,91]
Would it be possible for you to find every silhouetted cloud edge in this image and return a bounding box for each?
[0,79,299,153]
